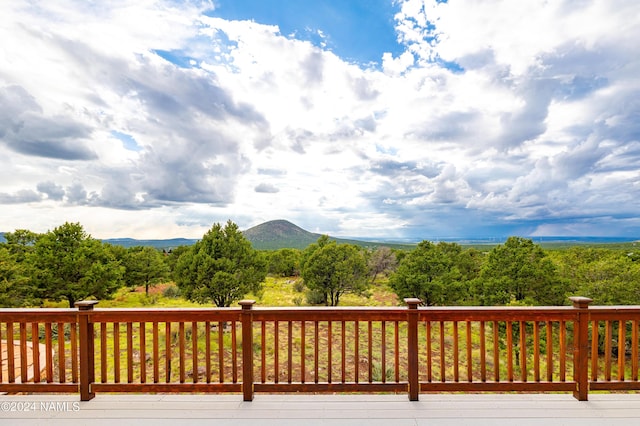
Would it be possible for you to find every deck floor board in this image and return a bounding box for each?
[1,394,640,425]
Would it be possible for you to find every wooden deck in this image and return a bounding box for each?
[1,393,640,425]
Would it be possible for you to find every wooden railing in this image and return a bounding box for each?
[2,297,640,401]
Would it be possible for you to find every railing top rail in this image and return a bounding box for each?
[0,309,78,322]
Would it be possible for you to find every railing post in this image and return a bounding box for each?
[405,298,421,401]
[239,300,256,401]
[570,296,593,401]
[76,300,99,401]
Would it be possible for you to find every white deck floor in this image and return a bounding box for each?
[2,393,640,426]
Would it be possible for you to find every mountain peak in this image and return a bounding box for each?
[242,220,322,250]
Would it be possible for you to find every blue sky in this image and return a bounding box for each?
[211,0,405,66]
[1,0,640,240]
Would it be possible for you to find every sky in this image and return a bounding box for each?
[1,0,640,241]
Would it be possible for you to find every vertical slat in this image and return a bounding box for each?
[301,321,306,384]
[70,322,78,383]
[560,320,567,382]
[274,320,279,383]
[618,320,626,381]
[480,321,486,382]
[288,321,293,384]
[114,323,121,383]
[179,322,185,384]
[0,323,3,382]
[20,322,28,383]
[127,322,133,383]
[57,322,65,383]
[354,320,360,383]
[204,321,210,384]
[395,321,400,383]
[314,321,319,383]
[327,321,332,384]
[382,321,387,383]
[7,322,15,383]
[440,321,446,382]
[547,321,553,382]
[506,321,513,382]
[533,321,540,382]
[368,321,373,383]
[341,321,346,383]
[466,321,472,382]
[605,320,612,381]
[633,320,638,382]
[100,323,107,383]
[218,321,224,383]
[231,320,238,384]
[165,322,171,383]
[45,323,53,383]
[191,321,197,383]
[153,322,160,384]
[31,322,41,383]
[453,321,459,382]
[591,320,599,382]
[424,321,430,382]
[139,322,146,384]
[493,321,499,382]
[261,321,266,383]
[520,321,527,382]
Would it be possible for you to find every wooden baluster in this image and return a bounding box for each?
[382,321,388,383]
[618,320,626,381]
[633,320,639,382]
[301,321,306,384]
[533,321,540,382]
[546,321,553,382]
[191,321,197,384]
[20,322,28,383]
[453,321,459,382]
[520,321,527,382]
[127,322,134,383]
[153,322,160,384]
[479,321,486,382]
[327,321,332,384]
[493,321,500,382]
[31,322,41,383]
[466,321,472,382]
[100,323,107,383]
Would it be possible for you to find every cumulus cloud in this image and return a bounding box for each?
[1,0,639,239]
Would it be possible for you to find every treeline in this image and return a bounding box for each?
[1,221,639,308]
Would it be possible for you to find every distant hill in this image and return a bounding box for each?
[242,220,323,250]
[242,219,414,250]
[101,237,199,250]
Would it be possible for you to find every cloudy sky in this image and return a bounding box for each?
[1,0,639,240]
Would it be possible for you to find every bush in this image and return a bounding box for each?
[162,284,182,299]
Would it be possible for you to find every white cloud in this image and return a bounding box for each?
[1,0,639,239]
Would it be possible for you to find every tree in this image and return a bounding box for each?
[0,246,36,307]
[389,241,479,306]
[0,229,41,306]
[475,237,567,306]
[174,221,267,307]
[267,248,302,277]
[122,246,170,295]
[30,222,124,307]
[367,246,398,284]
[301,238,369,306]
[553,247,640,305]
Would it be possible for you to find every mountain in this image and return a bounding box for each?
[242,219,414,250]
[242,220,323,250]
[101,237,199,250]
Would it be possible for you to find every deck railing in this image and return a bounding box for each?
[2,297,640,401]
